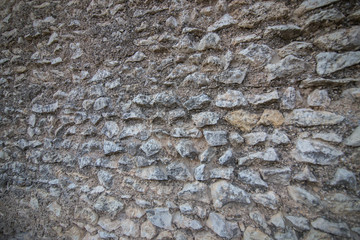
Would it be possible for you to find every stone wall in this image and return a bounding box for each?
[0,0,360,239]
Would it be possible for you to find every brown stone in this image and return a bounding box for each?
[224,110,260,132]
[258,109,284,127]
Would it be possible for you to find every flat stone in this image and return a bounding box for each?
[293,166,317,182]
[266,55,308,81]
[47,201,61,217]
[140,139,162,157]
[93,195,124,217]
[122,111,146,120]
[94,97,110,111]
[304,9,344,31]
[285,109,344,126]
[300,77,360,88]
[303,229,333,240]
[126,51,146,62]
[152,92,178,107]
[178,182,211,204]
[239,44,275,66]
[175,140,198,158]
[168,108,186,122]
[314,26,360,51]
[32,102,59,113]
[278,41,313,58]
[171,128,202,138]
[166,162,193,181]
[243,132,267,146]
[182,72,210,87]
[215,68,247,84]
[225,110,260,132]
[244,226,271,240]
[166,64,198,80]
[274,229,298,240]
[218,149,233,165]
[281,87,296,110]
[264,24,302,39]
[210,180,251,208]
[102,121,119,138]
[103,140,124,155]
[135,166,168,180]
[316,51,360,75]
[198,33,221,51]
[200,147,217,163]
[307,89,330,107]
[207,14,237,32]
[173,212,203,230]
[311,218,351,238]
[270,212,285,229]
[344,126,360,147]
[206,212,240,239]
[174,36,196,53]
[215,90,248,108]
[330,168,357,189]
[287,186,321,207]
[232,34,261,45]
[285,215,310,231]
[312,132,342,143]
[252,191,279,210]
[135,156,156,167]
[260,167,291,185]
[209,167,234,180]
[119,124,150,140]
[141,220,157,239]
[203,131,228,146]
[183,94,212,110]
[294,0,340,16]
[146,208,173,230]
[238,169,268,188]
[324,193,360,215]
[258,110,284,127]
[192,112,220,128]
[291,139,343,165]
[89,69,111,83]
[229,132,244,146]
[98,217,121,232]
[238,148,279,165]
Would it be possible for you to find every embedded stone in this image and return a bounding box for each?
[135,166,168,180]
[102,121,119,139]
[307,89,330,107]
[210,180,251,208]
[203,130,228,146]
[32,102,59,113]
[198,33,221,51]
[266,55,308,81]
[269,130,290,145]
[314,26,360,51]
[238,148,279,165]
[166,64,198,80]
[98,217,121,232]
[89,69,111,83]
[285,215,310,231]
[260,167,291,185]
[178,182,211,204]
[301,77,360,88]
[192,112,220,128]
[312,132,342,143]
[166,162,193,181]
[97,170,113,189]
[264,24,302,39]
[103,140,124,155]
[120,219,140,237]
[173,212,203,230]
[311,218,351,238]
[175,140,198,158]
[293,166,317,182]
[243,132,267,146]
[146,208,173,230]
[330,168,357,189]
[258,109,284,127]
[287,186,321,207]
[207,14,237,32]
[200,147,217,163]
[239,44,275,66]
[285,109,344,126]
[174,36,196,53]
[229,132,244,146]
[225,110,260,132]
[215,90,248,108]
[294,0,340,16]
[209,167,234,180]
[183,94,212,110]
[94,97,110,111]
[324,193,360,215]
[194,164,207,181]
[303,229,333,240]
[218,149,233,165]
[270,212,285,229]
[281,87,296,110]
[316,51,360,75]
[171,128,202,138]
[94,195,124,216]
[249,211,268,230]
[141,220,157,239]
[238,169,268,188]
[126,51,146,62]
[133,94,153,107]
[140,139,162,157]
[206,212,240,239]
[344,126,360,147]
[215,68,247,84]
[122,111,146,120]
[244,227,271,240]
[252,191,279,210]
[168,108,186,122]
[119,124,150,140]
[135,156,156,167]
[183,72,210,87]
[152,92,178,107]
[278,41,313,58]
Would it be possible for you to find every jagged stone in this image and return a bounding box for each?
[239,44,275,66]
[126,51,146,62]
[278,41,313,58]
[119,124,150,140]
[171,128,202,138]
[301,77,360,88]
[249,211,268,230]
[89,69,111,83]
[225,110,260,132]
[200,147,217,163]
[93,195,124,217]
[258,109,284,127]
[192,112,220,128]
[294,0,340,16]
[229,132,244,146]
[314,26,360,51]
[166,162,193,181]
[203,131,228,146]
[198,33,221,51]
[141,220,157,239]
[316,51,360,75]
[264,24,302,39]
[285,215,310,231]
[133,94,153,107]
[135,156,156,167]
[135,166,168,180]
[252,191,279,210]
[168,108,186,122]
[260,167,291,185]
[266,55,308,81]
[102,121,119,139]
[140,139,162,157]
[103,140,124,155]
[274,228,298,240]
[32,102,59,113]
[303,229,333,240]
[270,212,285,229]
[166,64,198,80]
[304,9,344,31]
[307,89,330,107]
[238,169,268,188]
[182,72,210,87]
[152,92,178,107]
[281,87,296,110]
[207,14,237,32]
[146,208,173,230]
[173,212,203,230]
[122,111,146,120]
[97,170,113,188]
[293,166,317,182]
[120,219,140,237]
[94,97,110,111]
[287,186,321,207]
[210,180,251,208]
[174,36,196,53]
[244,226,271,240]
[183,94,212,110]
[98,217,121,231]
[344,126,360,147]
[194,164,207,181]
[269,130,290,145]
[312,132,342,143]
[206,212,240,239]
[330,168,357,189]
[311,218,351,238]
[175,140,198,158]
[238,148,279,165]
[215,68,247,84]
[285,109,344,126]
[209,167,234,180]
[218,149,233,165]
[178,182,211,204]
[215,90,248,108]
[324,193,360,215]
[243,132,267,146]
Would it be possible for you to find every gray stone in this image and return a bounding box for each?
[291,139,343,165]
[133,94,153,107]
[260,167,291,185]
[232,34,261,44]
[103,140,123,155]
[287,186,321,207]
[252,191,279,210]
[168,108,186,122]
[264,24,301,39]
[244,226,271,240]
[215,68,247,84]
[312,132,342,143]
[178,182,211,204]
[141,220,157,239]
[218,149,233,165]
[300,77,360,88]
[330,168,357,189]
[315,26,360,51]
[152,92,178,107]
[146,208,173,230]
[281,87,296,110]
[166,64,198,80]
[171,128,202,138]
[78,156,93,169]
[248,90,279,105]
[192,112,220,128]
[285,216,310,231]
[307,89,330,107]
[270,130,290,145]
[266,55,308,81]
[32,102,59,113]
[122,111,146,120]
[316,51,360,75]
[102,121,119,139]
[126,51,146,62]
[140,139,162,157]
[324,193,360,216]
[303,229,333,240]
[174,36,196,53]
[206,212,240,239]
[285,109,344,126]
[175,140,198,158]
[173,212,203,230]
[344,126,360,147]
[203,131,228,146]
[135,156,156,167]
[166,162,193,181]
[119,124,150,140]
[238,169,268,188]
[182,72,210,87]
[183,94,212,110]
[249,211,268,230]
[304,9,344,31]
[215,90,248,108]
[98,217,121,232]
[209,167,234,180]
[294,0,340,16]
[198,33,221,51]
[194,164,207,181]
[239,44,275,66]
[207,14,237,32]
[270,212,285,229]
[229,132,244,146]
[243,132,267,145]
[94,97,110,111]
[210,180,251,208]
[120,219,140,237]
[89,69,111,83]
[135,166,168,180]
[293,166,317,182]
[238,148,279,165]
[275,229,298,240]
[200,147,217,163]
[278,41,313,58]
[94,195,124,217]
[311,218,351,238]
[97,170,113,189]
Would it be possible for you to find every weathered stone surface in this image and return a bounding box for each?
[198,33,221,51]
[324,193,360,215]
[208,14,237,32]
[281,87,296,110]
[344,126,360,147]
[170,127,202,138]
[98,217,121,231]
[250,211,268,230]
[225,110,260,132]
[269,130,290,145]
[270,212,285,229]
[183,94,212,110]
[133,94,153,107]
[252,191,279,210]
[194,164,207,181]
[301,77,360,88]
[291,139,343,165]
[89,69,111,83]
[311,218,351,237]
[285,215,310,231]
[166,162,193,181]
[314,26,360,51]
[238,169,268,188]
[243,132,267,146]
[200,147,217,163]
[173,212,203,230]
[210,180,251,208]
[244,226,271,240]
[260,167,291,185]
[274,228,298,240]
[215,90,248,108]
[287,186,321,207]
[316,51,360,75]
[278,41,313,58]
[303,229,333,240]
[183,72,210,87]
[206,212,240,239]
[135,166,168,180]
[304,9,344,31]
[209,167,234,180]
[293,166,317,182]
[119,124,150,140]
[103,140,123,155]
[32,102,59,113]
[178,182,211,204]
[266,55,308,81]
[285,109,344,127]
[175,140,198,158]
[153,92,178,107]
[192,112,220,128]
[97,170,113,189]
[218,149,233,165]
[307,89,330,107]
[215,68,247,84]
[140,139,162,157]
[294,0,340,16]
[239,44,275,66]
[330,168,357,189]
[264,24,302,39]
[126,51,146,62]
[166,64,198,80]
[258,110,284,127]
[203,131,228,146]
[141,220,157,239]
[146,208,173,230]
[239,148,278,165]
[248,91,279,105]
[94,195,124,216]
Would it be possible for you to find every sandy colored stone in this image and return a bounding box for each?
[258,109,284,127]
[224,110,260,132]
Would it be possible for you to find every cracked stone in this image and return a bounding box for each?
[258,109,284,127]
[330,168,357,189]
[285,215,310,231]
[238,148,279,165]
[307,89,330,107]
[314,26,360,51]
[243,132,267,146]
[248,90,280,106]
[140,139,162,157]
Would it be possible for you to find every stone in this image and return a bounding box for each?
[120,124,150,140]
[98,217,121,231]
[264,24,301,39]
[294,0,340,16]
[198,33,221,51]
[140,139,162,157]
[183,72,210,87]
[232,34,261,44]
[204,131,228,146]
[122,111,146,120]
[229,132,244,146]
[126,51,146,62]
[168,108,186,122]
[316,51,360,75]
[203,56,222,71]
[311,218,351,238]
[218,149,233,165]
[192,112,220,128]
[179,203,194,215]
[239,44,275,66]
[225,110,260,132]
[287,186,321,207]
[103,140,123,155]
[252,191,279,210]
[238,169,268,188]
[269,130,290,145]
[281,87,296,110]
[153,92,178,107]
[285,215,310,231]
[175,140,198,158]
[65,226,84,240]
[146,208,173,230]
[278,41,313,58]
[207,14,237,32]
[215,90,248,108]
[301,77,360,88]
[210,180,251,208]
[102,121,119,139]
[260,167,291,185]
[303,229,333,240]
[206,212,240,239]
[344,126,360,147]
[194,164,207,181]
[89,69,111,83]
[238,148,279,165]
[178,182,211,204]
[307,89,330,107]
[173,212,203,230]
[135,166,168,180]
[324,193,360,215]
[258,110,284,127]
[249,211,268,230]
[270,212,285,229]
[166,162,193,181]
[330,168,357,189]
[183,94,212,110]
[133,94,153,107]
[312,132,342,143]
[293,166,317,182]
[285,109,344,127]
[209,167,234,180]
[125,206,145,218]
[243,132,267,146]
[97,170,113,188]
[315,26,360,51]
[120,219,140,237]
[174,36,196,53]
[93,195,124,216]
[166,64,198,80]
[200,147,217,163]
[141,220,157,239]
[243,226,271,240]
[32,102,59,114]
[215,68,247,84]
[292,139,343,165]
[171,128,202,138]
[94,97,110,111]
[47,201,61,217]
[266,55,308,81]
[274,229,298,240]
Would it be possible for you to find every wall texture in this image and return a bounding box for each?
[1,0,360,239]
